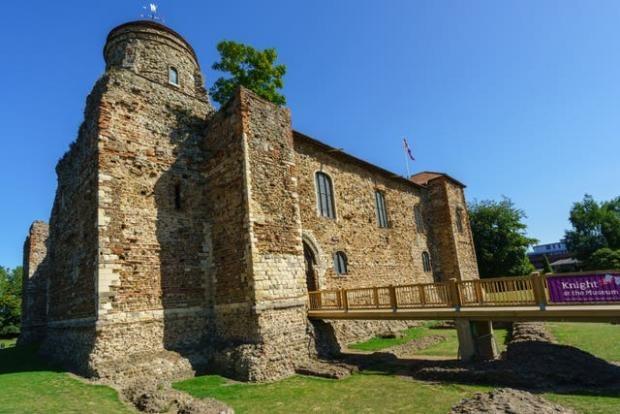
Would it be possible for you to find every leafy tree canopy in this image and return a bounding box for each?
[587,248,620,270]
[469,197,537,278]
[210,41,287,106]
[565,194,620,262]
[0,266,23,336]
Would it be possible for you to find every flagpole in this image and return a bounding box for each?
[403,139,410,178]
[404,147,410,178]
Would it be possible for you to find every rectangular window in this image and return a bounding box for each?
[414,204,424,233]
[375,191,388,228]
[169,67,179,86]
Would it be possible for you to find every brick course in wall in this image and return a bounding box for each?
[20,20,479,383]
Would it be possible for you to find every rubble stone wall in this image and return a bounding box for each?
[294,135,439,289]
[94,27,213,362]
[19,221,50,344]
[425,177,479,281]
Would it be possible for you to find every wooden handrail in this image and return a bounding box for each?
[307,270,620,312]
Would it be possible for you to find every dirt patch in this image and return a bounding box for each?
[387,335,447,358]
[449,388,577,414]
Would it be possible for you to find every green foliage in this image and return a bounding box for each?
[565,195,620,265]
[0,266,23,335]
[468,198,537,278]
[210,41,287,106]
[542,254,554,274]
[587,248,620,270]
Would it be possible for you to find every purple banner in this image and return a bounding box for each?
[547,272,620,303]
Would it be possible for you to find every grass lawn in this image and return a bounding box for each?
[0,337,17,348]
[349,323,510,357]
[548,323,620,362]
[174,373,620,414]
[174,373,492,414]
[0,346,133,414]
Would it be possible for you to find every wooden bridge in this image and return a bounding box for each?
[307,271,620,323]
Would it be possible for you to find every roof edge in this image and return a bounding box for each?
[293,130,425,190]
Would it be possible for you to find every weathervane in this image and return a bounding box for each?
[141,2,163,22]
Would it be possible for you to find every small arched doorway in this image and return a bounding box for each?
[303,241,318,292]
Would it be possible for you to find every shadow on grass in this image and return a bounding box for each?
[339,340,620,399]
[0,345,63,375]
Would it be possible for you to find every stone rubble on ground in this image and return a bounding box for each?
[448,388,577,414]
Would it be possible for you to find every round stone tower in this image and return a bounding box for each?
[104,21,209,100]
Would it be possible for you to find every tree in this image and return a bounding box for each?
[0,266,23,336]
[469,198,537,278]
[587,248,620,270]
[210,41,287,106]
[542,254,554,274]
[565,195,620,262]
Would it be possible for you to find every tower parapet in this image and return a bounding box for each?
[104,21,209,100]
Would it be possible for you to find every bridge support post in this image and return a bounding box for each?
[455,320,498,361]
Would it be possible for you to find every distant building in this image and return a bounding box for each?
[528,241,580,272]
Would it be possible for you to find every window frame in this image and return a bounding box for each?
[168,66,180,86]
[414,204,424,233]
[375,190,389,228]
[333,251,348,276]
[422,251,432,273]
[315,171,336,219]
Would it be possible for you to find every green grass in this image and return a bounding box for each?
[174,373,620,414]
[349,323,510,357]
[546,393,620,414]
[0,337,17,348]
[549,323,620,362]
[0,346,133,414]
[174,373,492,414]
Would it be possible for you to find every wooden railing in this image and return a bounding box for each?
[307,271,620,312]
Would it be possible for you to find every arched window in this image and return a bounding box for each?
[169,67,179,86]
[375,191,388,228]
[333,251,348,275]
[414,204,424,233]
[315,172,336,219]
[456,207,464,233]
[422,251,432,273]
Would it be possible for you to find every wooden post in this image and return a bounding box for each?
[389,285,397,311]
[531,272,547,310]
[373,287,380,309]
[474,280,484,305]
[448,278,461,309]
[419,285,427,306]
[342,288,349,312]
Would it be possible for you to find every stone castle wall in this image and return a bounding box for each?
[19,221,49,344]
[93,22,214,367]
[20,20,480,382]
[425,177,479,281]
[294,134,439,289]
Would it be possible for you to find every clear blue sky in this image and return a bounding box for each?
[1,1,619,268]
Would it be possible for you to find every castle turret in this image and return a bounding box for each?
[104,21,209,101]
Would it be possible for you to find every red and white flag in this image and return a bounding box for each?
[403,138,415,161]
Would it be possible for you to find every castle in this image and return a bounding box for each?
[20,21,479,382]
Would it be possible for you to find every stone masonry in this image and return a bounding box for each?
[21,20,480,382]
